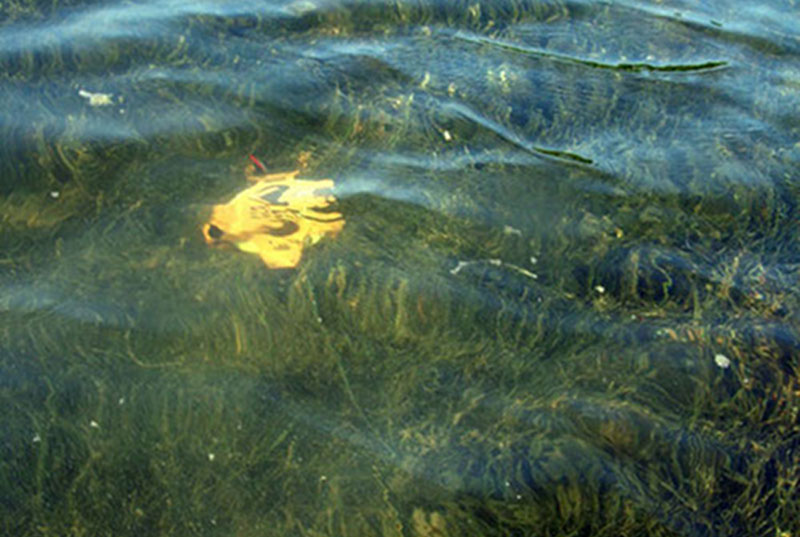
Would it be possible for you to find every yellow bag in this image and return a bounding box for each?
[202,164,344,268]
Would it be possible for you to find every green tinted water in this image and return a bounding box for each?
[1,0,799,535]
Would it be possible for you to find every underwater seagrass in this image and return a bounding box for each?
[202,160,344,269]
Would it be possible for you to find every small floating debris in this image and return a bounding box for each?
[503,224,522,236]
[450,260,470,275]
[420,72,431,89]
[714,353,731,369]
[78,88,114,107]
[594,285,606,294]
[450,258,537,280]
[202,158,345,269]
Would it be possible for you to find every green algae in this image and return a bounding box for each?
[1,0,799,536]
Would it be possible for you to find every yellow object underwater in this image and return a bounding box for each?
[202,164,344,269]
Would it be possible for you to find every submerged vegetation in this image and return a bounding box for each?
[1,0,798,536]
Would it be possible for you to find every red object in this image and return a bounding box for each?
[248,154,267,173]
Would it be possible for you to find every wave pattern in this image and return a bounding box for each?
[1,0,798,535]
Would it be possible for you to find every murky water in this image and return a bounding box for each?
[1,0,798,535]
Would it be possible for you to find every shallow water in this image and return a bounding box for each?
[1,0,799,535]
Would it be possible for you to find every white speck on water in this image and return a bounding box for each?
[90,420,100,429]
[530,256,538,265]
[32,433,41,443]
[714,353,731,369]
[78,89,114,107]
[420,71,431,89]
[594,285,606,294]
[442,129,453,141]
[49,191,60,199]
[450,260,469,275]
[208,453,215,461]
[451,258,537,280]
[503,225,522,236]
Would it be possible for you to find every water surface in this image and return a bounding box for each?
[1,0,799,535]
